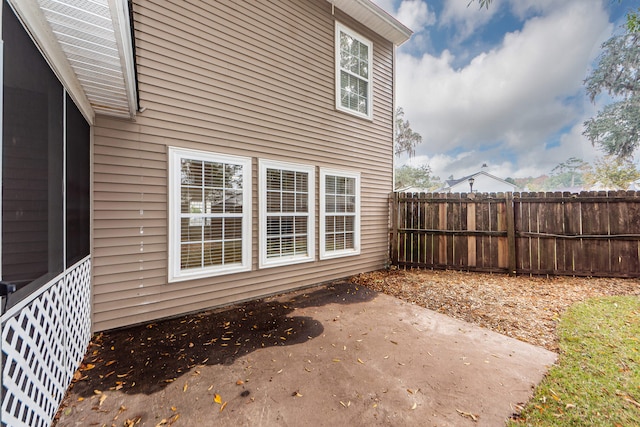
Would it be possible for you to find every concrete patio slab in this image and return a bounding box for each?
[55,281,556,426]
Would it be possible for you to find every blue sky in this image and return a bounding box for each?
[375,0,637,180]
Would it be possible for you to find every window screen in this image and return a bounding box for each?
[336,23,372,118]
[2,1,64,288]
[320,169,360,259]
[66,95,90,266]
[169,149,251,281]
[259,160,314,268]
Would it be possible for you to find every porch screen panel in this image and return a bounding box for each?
[2,1,64,288]
[65,95,90,266]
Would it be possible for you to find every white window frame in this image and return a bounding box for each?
[320,168,361,259]
[335,22,373,120]
[168,147,252,282]
[259,159,315,268]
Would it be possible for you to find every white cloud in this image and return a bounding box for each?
[440,0,503,42]
[395,0,612,178]
[373,0,435,33]
[506,0,560,19]
[396,0,436,31]
[373,0,396,14]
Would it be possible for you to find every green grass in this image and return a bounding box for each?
[509,296,640,426]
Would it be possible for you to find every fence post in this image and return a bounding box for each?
[389,192,398,266]
[505,192,517,276]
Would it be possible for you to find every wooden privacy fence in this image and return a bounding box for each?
[390,191,640,278]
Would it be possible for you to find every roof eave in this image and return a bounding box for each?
[7,0,138,124]
[107,0,138,119]
[327,0,413,45]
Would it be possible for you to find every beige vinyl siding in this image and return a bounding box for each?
[92,0,395,331]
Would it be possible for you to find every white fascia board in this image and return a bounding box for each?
[7,0,95,125]
[328,0,412,46]
[108,0,137,119]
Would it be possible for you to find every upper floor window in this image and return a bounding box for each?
[335,22,373,119]
[259,160,315,268]
[168,148,252,282]
[320,169,360,259]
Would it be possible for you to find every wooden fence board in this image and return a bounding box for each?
[390,191,640,278]
[515,198,532,272]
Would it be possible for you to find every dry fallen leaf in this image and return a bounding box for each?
[236,380,244,385]
[154,419,167,427]
[214,394,222,404]
[124,417,142,427]
[183,383,188,392]
[98,394,107,407]
[357,358,364,364]
[456,409,478,421]
[411,402,417,410]
[220,401,228,412]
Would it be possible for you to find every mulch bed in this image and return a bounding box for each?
[351,269,640,352]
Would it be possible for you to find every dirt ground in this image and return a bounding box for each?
[351,269,640,352]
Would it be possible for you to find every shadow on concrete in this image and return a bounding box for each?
[70,281,376,396]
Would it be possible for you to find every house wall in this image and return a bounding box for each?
[91,0,395,331]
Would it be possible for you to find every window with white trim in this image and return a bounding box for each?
[320,169,360,259]
[335,22,373,119]
[168,148,251,282]
[259,160,315,268]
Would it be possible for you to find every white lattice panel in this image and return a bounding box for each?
[64,260,92,379]
[1,257,92,427]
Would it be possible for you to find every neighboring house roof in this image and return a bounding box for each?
[438,171,518,193]
[8,0,139,123]
[396,185,432,193]
[629,180,640,191]
[327,0,412,45]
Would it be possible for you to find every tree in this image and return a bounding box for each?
[467,0,491,9]
[394,164,441,190]
[583,26,640,159]
[395,107,423,158]
[583,155,640,189]
[625,7,639,32]
[547,157,588,189]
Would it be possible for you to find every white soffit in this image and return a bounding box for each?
[328,0,412,46]
[9,0,137,122]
